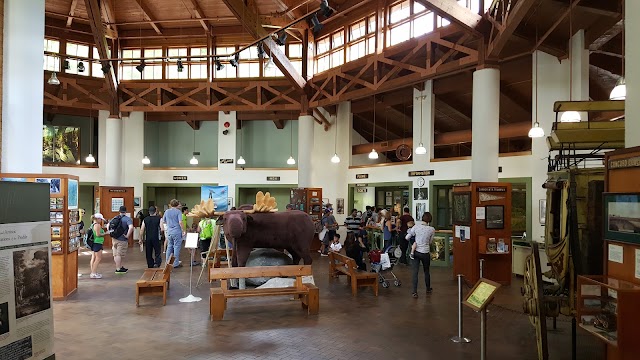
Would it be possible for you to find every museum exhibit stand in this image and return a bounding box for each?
[290,187,323,252]
[452,182,513,285]
[96,186,135,247]
[0,173,80,300]
[576,146,640,360]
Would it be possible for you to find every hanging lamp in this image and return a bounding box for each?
[287,118,296,165]
[369,95,379,159]
[560,2,581,122]
[415,95,427,154]
[610,2,625,100]
[331,113,340,163]
[48,72,60,85]
[141,112,151,164]
[85,109,96,163]
[237,119,246,165]
[529,18,545,138]
[190,127,199,165]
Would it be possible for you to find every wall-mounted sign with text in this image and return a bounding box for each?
[356,174,368,179]
[266,176,281,181]
[173,176,188,181]
[356,188,368,193]
[477,186,507,192]
[609,156,640,169]
[355,183,368,187]
[408,170,434,177]
[108,189,127,193]
[219,159,234,164]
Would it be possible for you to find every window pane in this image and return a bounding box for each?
[91,62,105,78]
[215,62,236,78]
[331,49,343,68]
[216,46,235,56]
[44,39,60,53]
[76,44,89,58]
[332,32,344,48]
[414,1,426,13]
[66,43,78,56]
[288,43,302,58]
[350,20,366,41]
[191,47,207,57]
[239,46,258,60]
[348,40,365,61]
[238,62,260,77]
[264,59,280,77]
[168,48,187,58]
[43,55,60,71]
[389,22,411,46]
[144,48,162,62]
[367,36,376,55]
[413,12,434,37]
[437,16,450,27]
[121,65,141,80]
[292,60,302,75]
[368,16,376,32]
[317,55,329,73]
[190,64,207,79]
[390,0,410,24]
[316,37,330,55]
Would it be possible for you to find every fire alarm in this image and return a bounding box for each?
[224,122,230,128]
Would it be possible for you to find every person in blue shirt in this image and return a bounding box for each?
[161,199,186,268]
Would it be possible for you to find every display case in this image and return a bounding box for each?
[577,275,640,358]
[431,231,453,267]
[291,187,323,252]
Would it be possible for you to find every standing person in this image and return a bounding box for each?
[362,206,372,226]
[344,209,362,234]
[161,199,185,268]
[197,215,214,264]
[110,206,133,274]
[181,206,199,266]
[89,213,106,279]
[406,212,435,298]
[320,209,337,256]
[139,206,162,268]
[398,207,415,265]
[381,210,393,250]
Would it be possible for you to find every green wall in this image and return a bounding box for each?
[145,186,202,228]
[144,121,219,167]
[236,120,298,168]
[44,113,97,164]
[237,187,293,209]
[79,185,95,219]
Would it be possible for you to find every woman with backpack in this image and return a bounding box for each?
[197,216,214,265]
[88,213,106,279]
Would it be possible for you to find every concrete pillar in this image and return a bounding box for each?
[218,111,237,171]
[413,80,434,166]
[471,68,500,182]
[122,112,144,199]
[1,0,45,173]
[626,1,640,147]
[104,116,122,186]
[571,30,589,120]
[298,114,314,188]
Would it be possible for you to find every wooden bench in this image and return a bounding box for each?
[136,255,175,306]
[329,251,378,296]
[206,249,234,282]
[209,265,319,321]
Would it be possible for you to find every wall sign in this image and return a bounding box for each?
[266,176,280,181]
[453,182,470,187]
[108,189,127,193]
[609,156,640,169]
[219,159,234,164]
[408,170,434,177]
[477,186,507,192]
[356,174,368,179]
[355,183,368,187]
[173,176,188,181]
[356,188,368,193]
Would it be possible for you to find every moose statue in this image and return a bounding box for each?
[216,209,314,267]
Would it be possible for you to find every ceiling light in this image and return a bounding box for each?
[229,54,239,68]
[101,63,111,73]
[237,156,246,165]
[320,0,333,17]
[215,59,224,71]
[177,59,184,72]
[331,153,340,163]
[257,42,266,59]
[64,60,70,70]
[275,31,287,46]
[77,61,85,73]
[415,143,427,155]
[560,111,581,123]
[609,77,626,100]
[85,153,96,163]
[528,121,545,138]
[264,57,275,72]
[309,14,323,35]
[190,156,199,165]
[48,72,60,85]
[287,156,296,165]
[141,155,151,165]
[136,61,146,73]
[368,149,379,160]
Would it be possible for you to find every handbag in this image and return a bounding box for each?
[319,228,327,241]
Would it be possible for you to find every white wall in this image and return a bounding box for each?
[626,1,640,147]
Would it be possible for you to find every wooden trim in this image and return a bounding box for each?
[553,100,625,112]
[236,167,298,171]
[348,161,412,169]
[143,167,219,170]
[430,151,532,162]
[43,164,99,169]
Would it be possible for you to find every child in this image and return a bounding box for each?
[330,233,342,252]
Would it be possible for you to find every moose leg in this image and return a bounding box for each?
[289,248,301,265]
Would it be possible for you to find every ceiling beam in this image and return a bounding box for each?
[534,0,585,53]
[434,122,530,145]
[100,0,118,37]
[512,31,566,59]
[487,0,537,58]
[134,0,163,35]
[83,0,118,109]
[414,0,481,35]
[352,138,413,155]
[273,119,286,129]
[66,0,79,28]
[187,120,201,130]
[436,97,471,124]
[550,0,621,17]
[221,0,307,91]
[588,18,622,51]
[182,0,209,32]
[590,53,621,76]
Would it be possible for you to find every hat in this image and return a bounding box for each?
[93,213,105,221]
[119,206,127,213]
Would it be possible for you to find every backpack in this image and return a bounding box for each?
[200,219,213,239]
[109,215,126,240]
[85,228,95,248]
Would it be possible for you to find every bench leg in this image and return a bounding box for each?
[373,279,379,297]
[163,284,167,306]
[351,278,358,297]
[136,286,140,307]
[210,291,226,321]
[306,287,319,315]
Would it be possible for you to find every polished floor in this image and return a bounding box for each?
[52,248,605,360]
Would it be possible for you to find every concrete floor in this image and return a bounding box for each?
[52,248,606,360]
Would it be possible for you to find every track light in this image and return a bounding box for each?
[274,31,287,46]
[320,0,333,17]
[229,54,239,68]
[177,59,184,72]
[136,61,146,73]
[309,14,323,35]
[257,42,266,59]
[101,63,111,74]
[48,72,60,85]
[64,60,70,70]
[215,59,224,71]
[141,155,151,165]
[77,61,85,73]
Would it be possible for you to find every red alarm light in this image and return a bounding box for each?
[224,121,230,128]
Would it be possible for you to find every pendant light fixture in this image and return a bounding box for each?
[369,95,379,159]
[610,2,625,100]
[48,72,60,85]
[85,109,96,163]
[142,111,151,164]
[415,95,427,155]
[331,113,340,163]
[560,3,581,122]
[287,118,296,165]
[237,119,246,165]
[529,16,545,138]
[190,127,199,165]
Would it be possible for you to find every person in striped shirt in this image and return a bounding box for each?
[344,209,362,234]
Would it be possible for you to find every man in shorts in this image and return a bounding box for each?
[112,206,133,274]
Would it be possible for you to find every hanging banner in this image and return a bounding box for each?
[201,185,229,212]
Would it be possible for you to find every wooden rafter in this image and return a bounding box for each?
[44,73,112,111]
[273,119,286,129]
[414,0,482,35]
[533,0,584,52]
[221,0,307,91]
[187,120,202,130]
[83,0,118,109]
[134,0,163,35]
[588,18,622,51]
[486,0,537,58]
[66,0,79,28]
[182,0,209,32]
[100,0,118,37]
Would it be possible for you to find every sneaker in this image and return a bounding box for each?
[115,268,128,274]
[90,273,102,279]
[320,253,328,257]
[317,250,322,253]
[191,261,201,266]
[427,288,433,294]
[174,263,183,268]
[412,293,418,298]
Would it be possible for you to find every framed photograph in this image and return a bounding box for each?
[539,199,546,225]
[36,178,61,194]
[133,197,141,208]
[414,188,428,200]
[42,125,80,165]
[227,197,234,209]
[336,198,344,214]
[452,192,471,225]
[67,179,79,209]
[604,193,640,245]
[485,205,505,229]
[415,202,426,222]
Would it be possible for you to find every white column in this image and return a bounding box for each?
[626,1,640,147]
[104,116,122,186]
[471,68,500,182]
[413,80,434,166]
[571,30,589,120]
[218,111,237,171]
[1,0,45,173]
[298,114,315,187]
[122,112,144,198]
[531,51,569,242]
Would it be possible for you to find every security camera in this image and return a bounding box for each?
[223,129,229,135]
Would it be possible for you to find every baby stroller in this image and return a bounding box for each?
[368,246,401,288]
